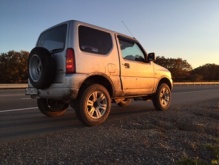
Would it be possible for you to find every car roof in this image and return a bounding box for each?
[41,20,136,41]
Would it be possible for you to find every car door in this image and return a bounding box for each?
[117,36,155,95]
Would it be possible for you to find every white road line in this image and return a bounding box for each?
[173,89,219,94]
[0,94,22,96]
[0,107,38,113]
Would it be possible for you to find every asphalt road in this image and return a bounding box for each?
[0,85,219,144]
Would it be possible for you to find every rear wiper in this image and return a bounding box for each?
[50,48,63,54]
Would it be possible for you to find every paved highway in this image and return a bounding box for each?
[0,85,219,144]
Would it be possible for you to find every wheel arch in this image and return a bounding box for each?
[78,74,115,98]
[156,77,173,90]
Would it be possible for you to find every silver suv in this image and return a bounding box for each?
[26,20,173,126]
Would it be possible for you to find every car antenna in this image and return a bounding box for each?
[122,21,135,39]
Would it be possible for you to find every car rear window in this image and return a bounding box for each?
[37,24,67,52]
[79,26,112,55]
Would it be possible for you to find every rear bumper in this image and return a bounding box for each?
[26,73,88,100]
[25,87,79,100]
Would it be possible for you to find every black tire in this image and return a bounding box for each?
[117,99,132,107]
[152,83,171,111]
[77,84,111,126]
[28,47,56,89]
[37,98,69,117]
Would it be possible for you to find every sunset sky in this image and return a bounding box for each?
[0,0,219,68]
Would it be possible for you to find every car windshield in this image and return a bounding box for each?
[37,24,67,52]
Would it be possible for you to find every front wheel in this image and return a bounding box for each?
[37,99,69,117]
[152,83,171,111]
[77,84,111,126]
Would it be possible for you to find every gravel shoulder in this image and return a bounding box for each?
[0,98,219,165]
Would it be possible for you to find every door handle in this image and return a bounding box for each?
[123,63,130,68]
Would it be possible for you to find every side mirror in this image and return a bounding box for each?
[148,52,156,62]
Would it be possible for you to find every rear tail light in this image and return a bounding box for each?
[66,48,75,73]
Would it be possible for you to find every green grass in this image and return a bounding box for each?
[176,159,208,165]
[205,144,219,165]
[176,144,219,165]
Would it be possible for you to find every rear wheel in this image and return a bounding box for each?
[152,83,171,111]
[37,99,69,117]
[76,84,111,126]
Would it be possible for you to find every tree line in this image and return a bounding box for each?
[155,56,219,82]
[0,51,218,83]
[0,51,29,83]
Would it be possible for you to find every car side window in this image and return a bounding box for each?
[79,26,112,55]
[118,37,146,62]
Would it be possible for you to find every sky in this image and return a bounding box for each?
[0,0,219,69]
